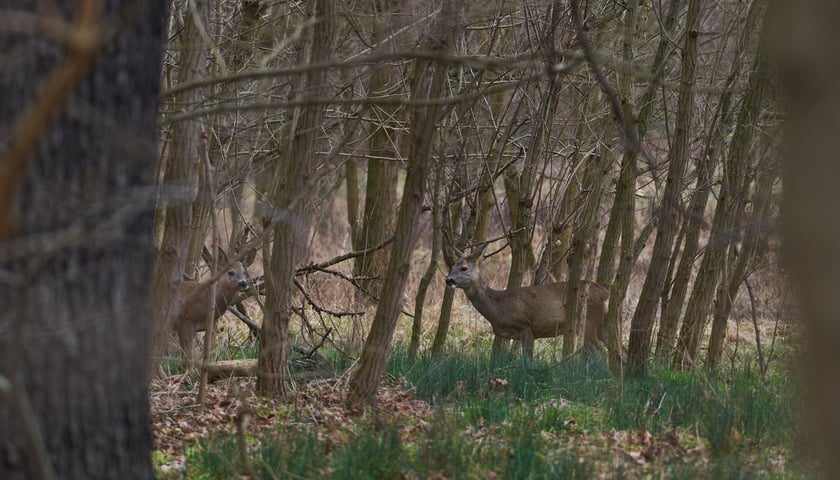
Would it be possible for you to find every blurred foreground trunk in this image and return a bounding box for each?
[779,0,840,477]
[0,2,168,477]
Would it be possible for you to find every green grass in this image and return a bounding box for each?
[172,344,804,479]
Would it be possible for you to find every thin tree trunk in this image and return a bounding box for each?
[347,11,451,407]
[258,0,335,397]
[409,160,443,361]
[149,0,209,374]
[627,0,701,375]
[673,18,771,369]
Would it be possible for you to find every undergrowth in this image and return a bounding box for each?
[168,345,805,479]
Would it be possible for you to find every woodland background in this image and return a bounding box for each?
[2,0,840,478]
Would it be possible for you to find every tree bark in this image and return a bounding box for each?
[258,0,335,397]
[672,16,771,369]
[627,0,701,375]
[149,0,208,374]
[0,1,168,477]
[347,11,451,407]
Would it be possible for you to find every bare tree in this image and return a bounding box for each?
[258,0,335,397]
[149,0,209,376]
[627,0,701,375]
[347,2,453,408]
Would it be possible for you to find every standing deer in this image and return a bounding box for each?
[445,243,609,359]
[173,250,250,367]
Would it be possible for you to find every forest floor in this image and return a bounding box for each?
[150,344,806,479]
[151,375,432,465]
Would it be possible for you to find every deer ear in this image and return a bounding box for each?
[444,244,462,261]
[217,247,230,265]
[468,241,489,261]
[242,248,257,268]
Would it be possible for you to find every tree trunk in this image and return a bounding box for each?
[707,166,775,369]
[409,161,443,361]
[627,0,701,375]
[149,0,208,374]
[564,146,610,355]
[673,17,771,369]
[655,147,717,360]
[352,2,403,303]
[258,0,335,397]
[0,1,167,477]
[657,0,767,362]
[706,114,775,368]
[354,158,399,299]
[347,14,451,407]
[781,0,840,474]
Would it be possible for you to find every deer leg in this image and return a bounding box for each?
[519,329,535,360]
[177,329,195,370]
[491,335,510,361]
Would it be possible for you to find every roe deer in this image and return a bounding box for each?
[173,255,250,367]
[445,243,609,359]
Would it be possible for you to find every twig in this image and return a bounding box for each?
[294,236,395,274]
[568,0,647,160]
[226,305,261,333]
[293,279,364,318]
[198,133,217,405]
[745,277,766,378]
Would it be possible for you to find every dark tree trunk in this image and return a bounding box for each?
[0,2,168,478]
[780,0,840,475]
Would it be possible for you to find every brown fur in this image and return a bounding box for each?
[172,262,248,367]
[445,244,609,358]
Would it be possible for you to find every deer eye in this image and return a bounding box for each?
[460,266,468,271]
[227,270,235,277]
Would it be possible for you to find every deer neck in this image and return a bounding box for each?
[215,286,238,312]
[462,282,500,321]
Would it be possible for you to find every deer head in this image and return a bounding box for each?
[445,242,488,290]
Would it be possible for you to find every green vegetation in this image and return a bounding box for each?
[168,345,805,479]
